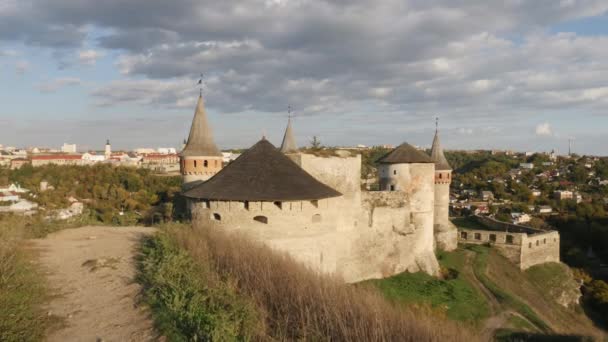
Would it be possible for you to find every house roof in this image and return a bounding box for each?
[180,95,222,157]
[430,130,452,171]
[376,142,433,164]
[183,138,342,201]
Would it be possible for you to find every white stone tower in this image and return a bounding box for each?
[180,95,223,189]
[430,120,457,251]
[104,139,111,159]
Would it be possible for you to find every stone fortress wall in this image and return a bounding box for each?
[458,215,560,269]
[192,152,440,282]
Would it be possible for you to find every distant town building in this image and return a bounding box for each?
[31,154,82,167]
[554,190,574,201]
[537,205,553,214]
[10,158,30,169]
[157,147,177,154]
[519,163,534,169]
[531,189,541,197]
[481,191,495,201]
[61,143,77,153]
[511,213,531,224]
[105,139,112,159]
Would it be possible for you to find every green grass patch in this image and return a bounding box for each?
[452,216,489,230]
[137,230,260,341]
[0,243,54,341]
[365,249,489,324]
[467,245,551,333]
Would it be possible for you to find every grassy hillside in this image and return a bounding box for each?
[367,243,605,340]
[138,224,478,341]
[364,249,490,324]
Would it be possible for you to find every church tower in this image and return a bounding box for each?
[430,120,457,251]
[104,139,111,159]
[280,116,298,153]
[180,95,223,189]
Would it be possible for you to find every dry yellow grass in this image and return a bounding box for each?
[168,223,481,341]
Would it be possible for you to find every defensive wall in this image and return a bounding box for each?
[191,153,440,282]
[457,215,560,269]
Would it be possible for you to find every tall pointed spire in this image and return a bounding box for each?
[280,107,298,153]
[181,95,222,157]
[430,118,452,171]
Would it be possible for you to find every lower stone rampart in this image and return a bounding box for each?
[456,215,560,269]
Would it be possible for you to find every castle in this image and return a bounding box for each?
[180,95,457,282]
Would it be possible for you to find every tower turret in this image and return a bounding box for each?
[280,116,298,153]
[430,119,457,251]
[180,95,223,189]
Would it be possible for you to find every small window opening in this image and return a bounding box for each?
[393,170,397,175]
[439,173,443,179]
[253,215,268,224]
[204,160,208,167]
[543,238,546,244]
[274,201,282,209]
[529,242,533,248]
[310,200,318,208]
[489,234,496,242]
[194,160,197,167]
[447,173,450,179]
[312,214,321,223]
[203,200,210,209]
[536,240,540,246]
[474,233,481,240]
[390,185,395,191]
[506,235,514,244]
[244,201,249,210]
[212,213,221,221]
[461,231,468,239]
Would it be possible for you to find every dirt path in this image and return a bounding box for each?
[31,226,157,342]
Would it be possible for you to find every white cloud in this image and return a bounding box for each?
[36,77,81,93]
[535,122,553,136]
[78,49,103,66]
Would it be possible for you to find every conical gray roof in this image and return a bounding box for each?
[181,95,222,157]
[280,117,298,153]
[430,130,452,171]
[377,142,433,164]
[183,139,342,201]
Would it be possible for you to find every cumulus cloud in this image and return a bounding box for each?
[535,122,553,136]
[36,77,81,93]
[2,0,608,152]
[78,49,103,65]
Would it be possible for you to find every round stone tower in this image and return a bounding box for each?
[180,95,223,189]
[430,123,457,251]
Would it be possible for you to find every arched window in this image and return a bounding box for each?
[253,216,268,224]
[204,160,208,167]
[312,214,321,223]
[212,213,221,221]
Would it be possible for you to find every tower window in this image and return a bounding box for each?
[506,235,514,244]
[204,160,208,167]
[393,170,397,175]
[244,201,249,210]
[194,160,197,168]
[489,234,496,242]
[253,216,268,224]
[212,213,221,221]
[274,201,282,209]
[310,200,318,208]
[390,185,395,191]
[439,173,442,179]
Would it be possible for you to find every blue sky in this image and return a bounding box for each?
[1,1,607,155]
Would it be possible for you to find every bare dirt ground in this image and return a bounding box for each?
[31,226,157,342]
